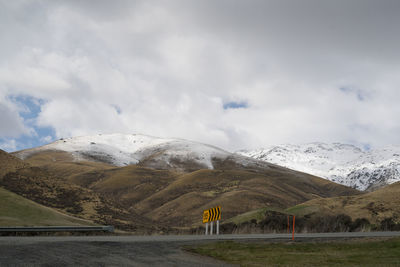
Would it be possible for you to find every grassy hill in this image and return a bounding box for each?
[1,150,157,232]
[0,145,368,234]
[287,181,400,224]
[221,182,400,233]
[4,149,358,231]
[0,149,28,178]
[1,150,92,226]
[132,167,358,227]
[16,150,115,181]
[0,187,94,226]
[7,144,400,233]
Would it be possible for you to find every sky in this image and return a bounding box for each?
[1,0,400,152]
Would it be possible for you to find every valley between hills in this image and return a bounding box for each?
[1,134,399,234]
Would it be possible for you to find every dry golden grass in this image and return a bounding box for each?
[289,182,400,224]
[0,149,29,179]
[129,168,358,227]
[3,149,360,231]
[26,153,358,229]
[1,152,154,231]
[20,150,114,181]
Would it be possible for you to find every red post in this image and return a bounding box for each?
[292,215,295,241]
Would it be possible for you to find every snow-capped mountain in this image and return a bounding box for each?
[16,133,231,170]
[237,143,400,191]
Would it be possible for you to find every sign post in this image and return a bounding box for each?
[202,206,221,235]
[292,215,296,241]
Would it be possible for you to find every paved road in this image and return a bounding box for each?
[1,232,399,266]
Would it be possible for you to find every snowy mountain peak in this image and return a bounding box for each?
[237,142,400,191]
[16,133,231,170]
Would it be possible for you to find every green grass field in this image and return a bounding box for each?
[224,207,272,224]
[186,238,400,266]
[0,187,95,226]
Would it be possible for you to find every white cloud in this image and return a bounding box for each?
[1,0,400,151]
[0,94,31,137]
[40,135,53,143]
[0,139,17,152]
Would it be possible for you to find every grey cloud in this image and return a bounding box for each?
[0,101,29,137]
[1,0,400,151]
[165,0,400,86]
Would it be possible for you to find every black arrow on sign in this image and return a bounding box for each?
[216,207,220,220]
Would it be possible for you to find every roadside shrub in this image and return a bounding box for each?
[221,222,237,234]
[259,211,287,232]
[334,214,352,232]
[380,217,400,231]
[218,213,400,234]
[350,218,371,232]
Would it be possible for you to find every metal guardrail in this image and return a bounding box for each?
[0,226,114,233]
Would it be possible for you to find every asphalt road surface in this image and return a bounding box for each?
[1,232,400,266]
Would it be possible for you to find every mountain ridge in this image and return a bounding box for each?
[238,142,400,191]
[4,135,359,231]
[14,133,231,171]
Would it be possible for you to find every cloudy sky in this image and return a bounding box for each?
[1,0,400,152]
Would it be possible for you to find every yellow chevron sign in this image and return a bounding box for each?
[203,206,221,223]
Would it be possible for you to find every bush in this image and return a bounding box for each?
[380,217,400,231]
[350,218,371,232]
[217,213,400,234]
[259,211,287,232]
[221,222,237,233]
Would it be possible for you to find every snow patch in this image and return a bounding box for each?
[17,133,230,169]
[238,143,400,191]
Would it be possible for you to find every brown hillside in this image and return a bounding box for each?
[18,150,114,180]
[289,181,400,224]
[0,163,157,233]
[0,187,95,227]
[6,149,360,231]
[74,165,179,206]
[0,149,29,179]
[66,160,358,228]
[133,168,359,227]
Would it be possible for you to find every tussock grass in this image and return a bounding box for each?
[3,149,361,231]
[0,149,28,178]
[296,182,400,224]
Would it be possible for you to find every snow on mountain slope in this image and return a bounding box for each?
[15,133,231,169]
[237,143,400,191]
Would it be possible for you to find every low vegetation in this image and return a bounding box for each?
[0,187,94,227]
[217,182,400,234]
[294,182,400,225]
[218,209,400,234]
[186,238,400,266]
[0,150,28,178]
[4,148,400,234]
[0,149,359,232]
